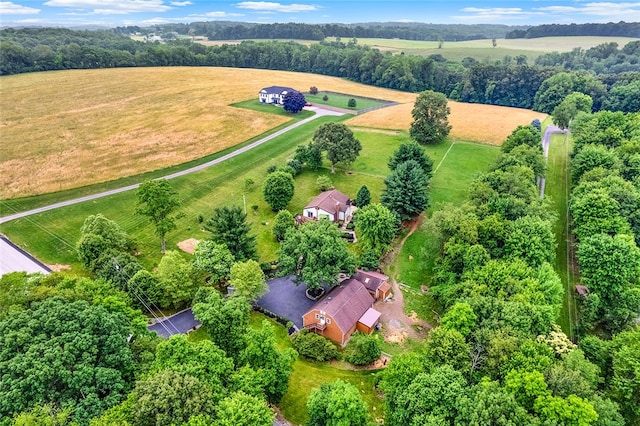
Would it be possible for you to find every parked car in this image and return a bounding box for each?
[305,102,312,106]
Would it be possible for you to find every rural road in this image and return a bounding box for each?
[0,106,343,225]
[538,125,566,198]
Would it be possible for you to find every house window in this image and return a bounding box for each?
[307,211,314,218]
[326,318,331,324]
[315,313,320,319]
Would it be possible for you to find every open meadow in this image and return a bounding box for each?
[347,100,547,145]
[0,67,417,199]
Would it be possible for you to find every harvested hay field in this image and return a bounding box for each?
[347,100,547,145]
[1,67,416,199]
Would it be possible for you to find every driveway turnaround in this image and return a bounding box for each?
[148,308,201,338]
[256,275,321,329]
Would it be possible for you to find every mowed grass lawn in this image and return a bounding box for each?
[304,92,387,110]
[0,67,417,199]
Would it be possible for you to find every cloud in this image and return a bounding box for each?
[170,1,191,5]
[535,2,640,20]
[43,0,173,13]
[0,1,40,14]
[235,1,320,12]
[455,6,545,23]
[203,11,244,17]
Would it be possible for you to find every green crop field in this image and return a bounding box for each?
[335,36,640,62]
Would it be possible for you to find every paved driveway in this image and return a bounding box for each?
[256,276,319,329]
[148,308,201,338]
[0,236,50,277]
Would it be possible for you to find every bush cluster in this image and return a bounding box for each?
[290,329,339,361]
[344,332,381,365]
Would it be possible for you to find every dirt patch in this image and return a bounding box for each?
[177,238,199,254]
[46,264,71,272]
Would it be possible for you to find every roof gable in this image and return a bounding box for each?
[260,86,295,95]
[353,269,388,293]
[304,189,351,215]
[307,279,373,334]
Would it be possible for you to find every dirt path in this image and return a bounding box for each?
[375,215,432,343]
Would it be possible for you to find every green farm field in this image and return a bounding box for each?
[304,92,387,110]
[338,36,640,62]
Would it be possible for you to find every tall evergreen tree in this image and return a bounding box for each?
[205,206,257,261]
[381,159,429,220]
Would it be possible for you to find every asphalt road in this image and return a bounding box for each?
[0,106,343,225]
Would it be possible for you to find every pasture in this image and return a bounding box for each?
[340,36,640,62]
[304,92,387,110]
[0,67,417,199]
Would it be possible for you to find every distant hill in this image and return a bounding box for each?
[506,21,640,39]
[116,21,528,42]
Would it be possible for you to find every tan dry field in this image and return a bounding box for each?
[1,66,539,198]
[0,67,416,198]
[347,101,547,145]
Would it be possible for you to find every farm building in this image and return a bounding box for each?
[302,278,381,346]
[258,86,296,105]
[353,269,392,301]
[303,189,354,223]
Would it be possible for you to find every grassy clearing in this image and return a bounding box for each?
[247,312,384,425]
[0,67,417,199]
[390,141,501,323]
[304,92,386,110]
[545,130,577,338]
[337,36,640,62]
[348,100,547,145]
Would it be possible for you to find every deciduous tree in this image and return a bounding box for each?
[283,89,306,113]
[136,179,181,253]
[355,203,399,255]
[307,380,370,426]
[278,219,356,293]
[263,170,295,212]
[272,209,295,242]
[192,240,235,286]
[0,298,135,423]
[229,259,267,302]
[409,90,451,145]
[214,392,275,426]
[156,250,197,309]
[312,122,362,173]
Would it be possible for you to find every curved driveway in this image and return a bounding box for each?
[0,107,342,225]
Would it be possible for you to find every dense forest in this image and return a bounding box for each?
[506,21,640,39]
[2,28,640,114]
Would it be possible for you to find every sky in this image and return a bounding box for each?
[1,0,640,28]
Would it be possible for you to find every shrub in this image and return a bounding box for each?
[344,332,381,365]
[348,98,357,108]
[291,329,339,361]
[316,175,334,192]
[266,165,278,174]
[197,214,204,223]
[322,94,329,101]
[310,86,318,95]
[286,159,303,175]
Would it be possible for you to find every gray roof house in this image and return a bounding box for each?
[259,86,296,105]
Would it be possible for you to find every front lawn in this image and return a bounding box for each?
[305,92,388,110]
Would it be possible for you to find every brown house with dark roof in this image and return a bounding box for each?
[302,278,381,346]
[302,189,354,223]
[353,269,392,301]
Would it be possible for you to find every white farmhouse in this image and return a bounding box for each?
[258,86,295,105]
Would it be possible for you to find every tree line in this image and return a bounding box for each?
[376,120,639,425]
[118,21,522,42]
[2,28,640,113]
[506,21,640,39]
